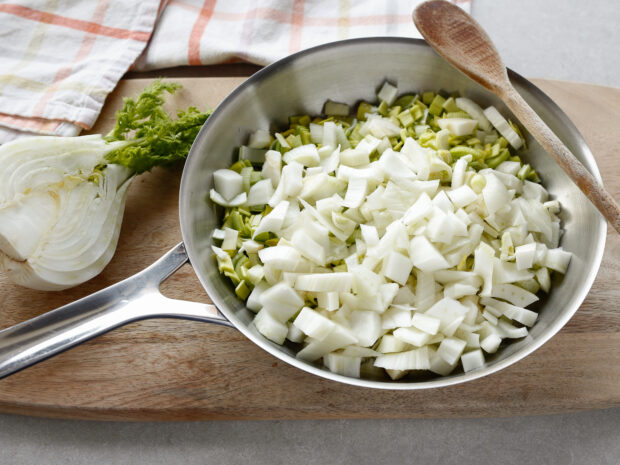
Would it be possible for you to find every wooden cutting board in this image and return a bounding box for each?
[0,77,619,421]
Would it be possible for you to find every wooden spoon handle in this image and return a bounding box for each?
[502,86,620,233]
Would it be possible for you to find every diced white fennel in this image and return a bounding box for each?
[498,320,529,339]
[437,118,477,136]
[320,121,337,148]
[432,190,454,213]
[213,169,243,201]
[254,309,288,344]
[377,335,412,353]
[447,185,477,208]
[425,297,469,333]
[482,310,498,325]
[536,267,551,293]
[377,81,398,105]
[483,106,523,149]
[209,189,247,207]
[474,242,495,296]
[287,323,306,343]
[324,353,361,378]
[393,285,416,305]
[402,192,433,226]
[242,240,263,254]
[341,346,379,357]
[380,149,416,179]
[382,306,413,330]
[360,224,380,247]
[455,329,480,349]
[340,148,370,167]
[451,156,471,189]
[480,333,502,353]
[212,228,226,241]
[246,282,268,312]
[310,123,324,144]
[259,282,304,322]
[393,327,431,347]
[258,245,302,271]
[221,227,238,251]
[522,180,549,202]
[515,242,537,270]
[320,145,340,174]
[350,267,382,297]
[293,307,336,341]
[429,348,458,376]
[409,236,449,272]
[455,97,492,131]
[290,229,326,266]
[282,161,304,197]
[426,209,457,244]
[247,179,274,206]
[300,173,346,201]
[411,312,441,335]
[482,172,510,215]
[262,150,282,187]
[493,259,534,284]
[253,200,289,238]
[415,271,436,311]
[381,251,413,285]
[497,161,521,176]
[364,116,402,138]
[543,247,572,273]
[335,125,351,150]
[283,144,320,167]
[480,297,538,327]
[437,337,467,365]
[490,283,539,307]
[297,324,358,361]
[294,272,353,293]
[381,283,399,307]
[317,291,339,311]
[435,129,450,150]
[349,310,382,347]
[433,270,477,284]
[248,129,271,149]
[246,265,264,285]
[461,349,485,372]
[374,347,430,370]
[343,177,368,208]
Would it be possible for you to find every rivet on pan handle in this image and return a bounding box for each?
[0,242,233,379]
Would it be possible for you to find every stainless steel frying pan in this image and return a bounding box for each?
[0,38,606,389]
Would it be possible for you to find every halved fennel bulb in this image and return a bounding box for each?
[0,80,211,291]
[0,136,133,290]
[210,82,570,381]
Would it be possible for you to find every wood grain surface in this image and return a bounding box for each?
[0,77,618,421]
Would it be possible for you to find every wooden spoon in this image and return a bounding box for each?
[413,0,620,233]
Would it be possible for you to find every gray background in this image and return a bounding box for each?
[1,0,619,464]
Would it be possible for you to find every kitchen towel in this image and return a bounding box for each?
[0,0,162,143]
[0,0,471,143]
[136,0,471,69]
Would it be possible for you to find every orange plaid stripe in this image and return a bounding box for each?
[0,3,151,41]
[188,0,217,65]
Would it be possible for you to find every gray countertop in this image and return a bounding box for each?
[1,0,619,464]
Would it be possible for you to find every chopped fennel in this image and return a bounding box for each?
[0,80,211,290]
[209,81,570,381]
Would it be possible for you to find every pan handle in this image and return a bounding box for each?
[0,242,234,379]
